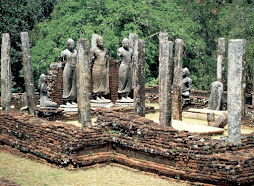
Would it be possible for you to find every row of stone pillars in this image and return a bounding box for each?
[1,32,146,127]
[215,38,246,143]
[0,31,249,143]
[158,32,247,144]
[1,32,37,114]
[158,32,184,126]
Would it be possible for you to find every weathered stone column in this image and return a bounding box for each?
[252,92,254,106]
[91,34,99,48]
[252,65,254,106]
[159,40,174,126]
[158,32,168,73]
[159,32,168,43]
[227,39,246,144]
[172,39,184,120]
[134,39,145,117]
[252,83,254,106]
[217,38,226,82]
[1,33,12,111]
[76,38,92,127]
[159,32,169,84]
[129,33,138,88]
[21,32,36,115]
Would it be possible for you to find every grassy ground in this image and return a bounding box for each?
[0,152,188,186]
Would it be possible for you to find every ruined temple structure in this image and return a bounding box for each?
[0,111,253,185]
[1,31,254,186]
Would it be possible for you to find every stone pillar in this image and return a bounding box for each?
[159,32,168,43]
[76,38,92,127]
[158,32,168,74]
[159,40,174,126]
[217,38,226,82]
[21,32,36,115]
[252,92,254,106]
[227,39,246,144]
[134,39,145,117]
[252,65,254,106]
[159,32,169,83]
[1,33,12,111]
[129,33,138,88]
[91,34,99,48]
[172,39,184,120]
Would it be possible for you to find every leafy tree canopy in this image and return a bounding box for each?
[1,0,253,92]
[30,0,204,87]
[0,0,56,91]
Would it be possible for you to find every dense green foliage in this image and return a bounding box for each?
[0,0,56,91]
[180,0,254,91]
[1,0,253,91]
[30,0,203,86]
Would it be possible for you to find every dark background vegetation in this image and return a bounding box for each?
[0,0,253,92]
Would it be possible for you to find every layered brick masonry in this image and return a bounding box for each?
[0,111,253,185]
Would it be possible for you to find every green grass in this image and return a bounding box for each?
[0,152,188,186]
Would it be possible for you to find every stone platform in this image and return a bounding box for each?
[60,104,78,112]
[34,108,63,121]
[90,99,114,108]
[152,118,224,135]
[172,120,224,135]
[183,108,227,121]
[115,99,134,107]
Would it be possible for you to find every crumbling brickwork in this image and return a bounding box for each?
[0,111,253,185]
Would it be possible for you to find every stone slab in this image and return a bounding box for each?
[172,120,224,135]
[115,99,134,107]
[153,119,224,135]
[183,111,220,121]
[91,102,114,108]
[60,104,78,108]
[187,108,226,116]
[116,99,134,103]
[61,107,78,112]
[115,102,134,107]
[39,107,57,110]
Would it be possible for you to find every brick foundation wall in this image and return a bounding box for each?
[0,111,111,167]
[97,111,254,185]
[0,111,253,185]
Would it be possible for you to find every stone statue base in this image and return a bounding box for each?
[60,104,78,112]
[40,106,57,110]
[35,108,63,120]
[91,99,114,108]
[115,98,134,107]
